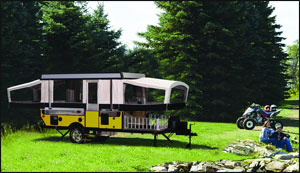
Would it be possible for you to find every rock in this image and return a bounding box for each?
[176,163,189,172]
[249,161,260,169]
[244,158,271,164]
[167,165,178,172]
[265,145,275,151]
[274,154,294,160]
[151,166,167,172]
[190,163,204,172]
[178,168,185,172]
[246,168,253,172]
[192,161,199,166]
[224,160,237,169]
[289,152,299,158]
[255,147,273,158]
[231,167,245,172]
[283,162,299,172]
[216,169,234,172]
[256,167,265,172]
[265,161,286,172]
[151,146,298,172]
[203,165,215,172]
[259,160,266,169]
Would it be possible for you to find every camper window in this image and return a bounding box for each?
[10,84,41,102]
[88,83,97,104]
[53,80,82,103]
[124,84,145,104]
[145,88,164,104]
[170,88,185,103]
[124,84,165,104]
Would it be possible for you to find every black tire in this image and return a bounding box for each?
[243,118,255,130]
[236,117,245,129]
[70,127,85,143]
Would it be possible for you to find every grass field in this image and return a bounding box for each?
[1,95,299,172]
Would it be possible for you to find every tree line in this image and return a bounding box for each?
[0,1,294,126]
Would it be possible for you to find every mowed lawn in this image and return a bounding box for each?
[1,121,299,172]
[2,94,299,172]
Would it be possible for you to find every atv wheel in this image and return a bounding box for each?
[70,127,85,143]
[236,117,245,129]
[243,118,255,130]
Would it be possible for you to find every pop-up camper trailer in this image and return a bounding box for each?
[7,72,197,146]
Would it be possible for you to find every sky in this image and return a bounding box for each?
[87,1,299,50]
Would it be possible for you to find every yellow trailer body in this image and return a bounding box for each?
[41,110,122,130]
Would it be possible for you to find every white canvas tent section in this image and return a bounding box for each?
[123,77,189,104]
[82,80,123,104]
[7,79,41,102]
[98,80,110,104]
[41,80,53,103]
[112,80,124,104]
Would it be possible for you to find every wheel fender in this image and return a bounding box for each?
[69,122,83,130]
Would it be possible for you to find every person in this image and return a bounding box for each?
[270,123,293,152]
[259,120,276,144]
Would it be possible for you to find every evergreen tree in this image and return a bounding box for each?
[237,2,288,105]
[1,1,44,124]
[286,39,299,94]
[41,1,89,73]
[124,48,161,78]
[83,4,126,73]
[138,1,287,121]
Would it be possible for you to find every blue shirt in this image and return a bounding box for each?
[259,127,275,142]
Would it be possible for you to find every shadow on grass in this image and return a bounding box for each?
[281,99,299,110]
[34,136,218,150]
[276,117,299,128]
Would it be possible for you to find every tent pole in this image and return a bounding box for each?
[110,79,113,110]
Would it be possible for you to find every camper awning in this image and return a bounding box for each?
[7,79,41,102]
[123,77,189,104]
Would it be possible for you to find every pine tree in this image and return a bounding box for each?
[41,1,89,73]
[82,4,126,73]
[1,1,44,123]
[138,1,287,121]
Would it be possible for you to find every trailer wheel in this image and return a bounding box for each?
[243,118,255,130]
[236,117,245,129]
[70,127,85,143]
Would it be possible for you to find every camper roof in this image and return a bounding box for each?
[40,72,145,80]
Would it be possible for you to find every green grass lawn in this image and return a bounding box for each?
[276,92,299,128]
[2,94,299,172]
[1,121,299,172]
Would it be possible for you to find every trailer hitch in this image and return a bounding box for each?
[186,123,197,148]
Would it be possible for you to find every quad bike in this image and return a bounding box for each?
[236,103,283,130]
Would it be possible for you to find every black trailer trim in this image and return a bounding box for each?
[40,72,145,80]
[44,122,197,147]
[9,102,186,110]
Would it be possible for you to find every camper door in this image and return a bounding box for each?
[86,80,98,111]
